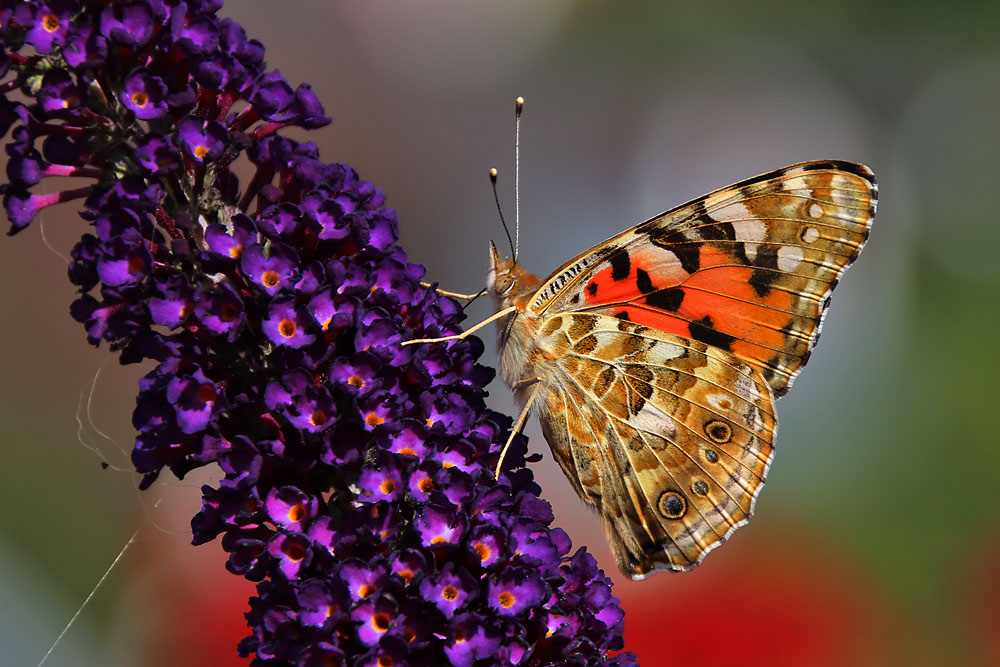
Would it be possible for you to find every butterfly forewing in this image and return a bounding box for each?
[532,313,776,577]
[529,161,877,396]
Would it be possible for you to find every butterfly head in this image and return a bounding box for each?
[487,240,516,294]
[487,240,541,310]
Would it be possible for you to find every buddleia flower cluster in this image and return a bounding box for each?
[0,1,638,665]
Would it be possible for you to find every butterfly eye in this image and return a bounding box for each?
[493,274,514,294]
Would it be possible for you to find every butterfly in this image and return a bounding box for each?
[413,160,877,579]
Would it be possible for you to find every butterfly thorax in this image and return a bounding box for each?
[486,242,548,403]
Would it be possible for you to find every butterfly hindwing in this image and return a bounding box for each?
[532,313,776,578]
[528,161,877,396]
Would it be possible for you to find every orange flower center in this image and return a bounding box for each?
[127,255,146,275]
[278,319,296,338]
[497,591,515,608]
[284,542,305,561]
[261,270,280,288]
[42,14,59,32]
[441,586,459,601]
[310,410,328,426]
[131,91,149,107]
[287,504,305,523]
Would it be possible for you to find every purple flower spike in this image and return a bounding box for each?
[0,3,635,664]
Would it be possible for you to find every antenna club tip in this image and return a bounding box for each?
[515,96,524,113]
[489,167,498,182]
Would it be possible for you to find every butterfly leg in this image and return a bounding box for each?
[419,282,483,301]
[402,305,519,346]
[494,379,542,479]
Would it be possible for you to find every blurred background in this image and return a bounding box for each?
[2,1,999,665]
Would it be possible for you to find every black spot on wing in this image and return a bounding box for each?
[650,229,700,274]
[748,245,781,298]
[587,282,598,296]
[697,217,736,241]
[615,310,631,322]
[610,252,631,281]
[635,268,655,294]
[645,287,684,312]
[689,315,735,352]
[801,160,842,172]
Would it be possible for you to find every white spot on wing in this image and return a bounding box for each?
[732,373,761,403]
[632,400,678,439]
[808,203,824,219]
[648,341,685,363]
[829,175,852,206]
[777,245,804,272]
[731,215,767,263]
[705,393,735,414]
[801,227,820,243]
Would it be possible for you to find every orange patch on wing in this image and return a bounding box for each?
[679,247,794,358]
[583,248,689,308]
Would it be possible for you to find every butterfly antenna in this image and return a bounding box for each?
[514,96,523,260]
[490,167,516,260]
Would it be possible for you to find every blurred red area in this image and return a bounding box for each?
[140,531,255,667]
[970,537,1000,667]
[615,529,893,667]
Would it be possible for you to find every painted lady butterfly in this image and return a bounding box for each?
[417,160,876,579]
